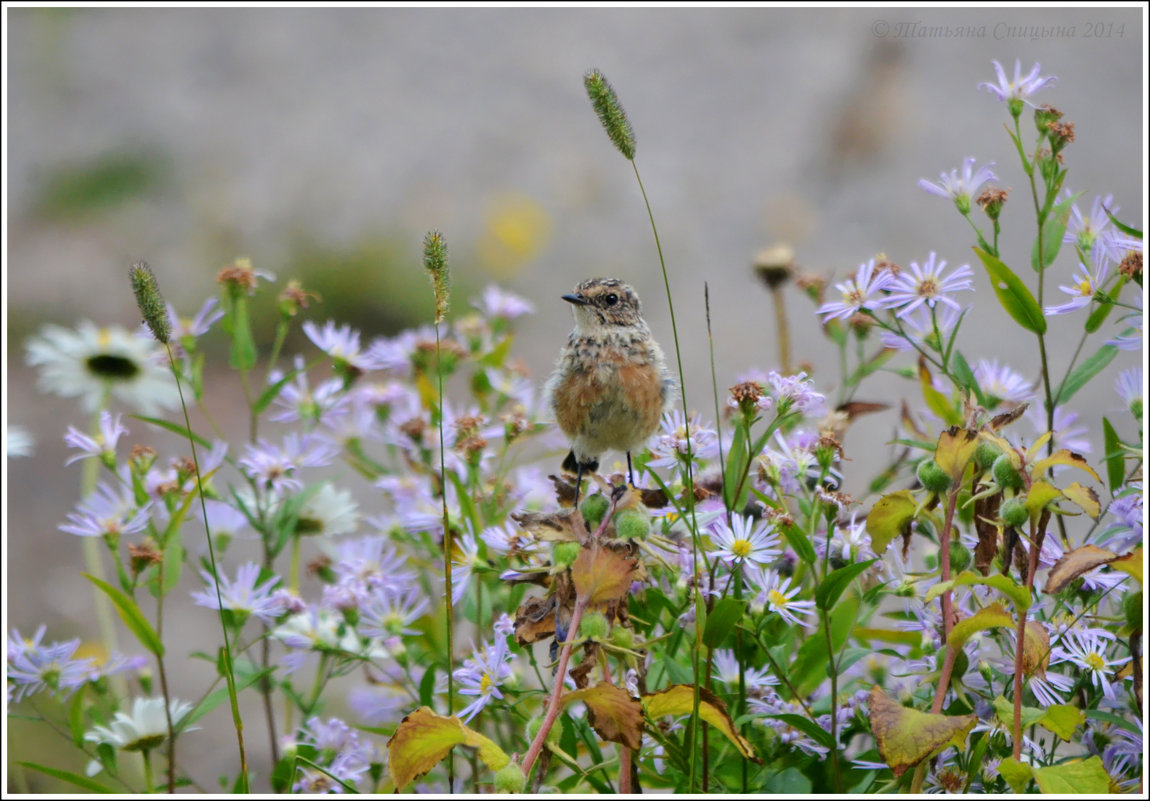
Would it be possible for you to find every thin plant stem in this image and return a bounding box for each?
[154,547,176,793]
[142,749,155,794]
[433,323,455,791]
[704,284,728,519]
[770,284,792,375]
[630,158,703,790]
[1012,527,1042,761]
[166,342,249,792]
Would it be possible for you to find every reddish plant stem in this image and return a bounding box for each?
[930,486,962,713]
[1012,529,1041,761]
[521,596,587,779]
[620,747,632,794]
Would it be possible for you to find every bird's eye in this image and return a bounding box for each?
[604,293,618,306]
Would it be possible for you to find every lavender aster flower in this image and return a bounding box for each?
[59,481,152,540]
[884,252,974,317]
[7,629,94,701]
[1045,260,1109,316]
[473,285,534,320]
[64,411,128,466]
[817,258,896,322]
[238,433,338,494]
[978,59,1057,107]
[918,158,998,214]
[1115,368,1143,419]
[973,359,1034,406]
[453,636,514,722]
[709,514,782,569]
[190,562,285,627]
[646,409,720,469]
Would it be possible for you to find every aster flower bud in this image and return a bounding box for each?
[584,69,636,160]
[579,610,611,641]
[422,231,450,324]
[1047,120,1075,154]
[129,261,171,344]
[975,187,1009,221]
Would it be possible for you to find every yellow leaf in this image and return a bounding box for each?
[867,686,976,778]
[919,361,962,427]
[562,683,643,751]
[1034,756,1111,794]
[866,490,917,556]
[948,602,1014,650]
[935,427,979,482]
[1043,545,1119,595]
[1030,449,1101,482]
[999,756,1034,793]
[1061,482,1101,519]
[386,707,510,790]
[1024,480,1063,518]
[1110,548,1143,584]
[642,684,759,761]
[1039,704,1084,741]
[571,542,637,604]
[1022,621,1050,678]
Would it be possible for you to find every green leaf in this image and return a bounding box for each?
[993,694,1045,732]
[419,666,438,708]
[1033,756,1111,794]
[1056,344,1118,406]
[1085,275,1127,333]
[723,420,750,511]
[130,415,214,449]
[1101,204,1143,239]
[947,602,1014,650]
[792,597,857,697]
[998,756,1034,793]
[1031,192,1079,271]
[184,665,274,727]
[973,247,1046,334]
[1084,709,1142,734]
[866,491,916,557]
[939,570,1031,611]
[253,363,306,415]
[703,597,746,649]
[67,685,88,748]
[778,518,817,565]
[83,574,164,656]
[816,559,877,611]
[763,713,835,750]
[17,762,115,794]
[949,350,987,407]
[1101,417,1125,495]
[1040,704,1084,741]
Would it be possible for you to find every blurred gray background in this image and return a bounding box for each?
[5,5,1144,791]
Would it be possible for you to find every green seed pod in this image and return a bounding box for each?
[916,459,952,493]
[974,440,1004,472]
[552,541,583,570]
[992,453,1025,490]
[609,625,636,650]
[1000,496,1028,527]
[614,507,651,540]
[493,762,526,794]
[580,494,610,528]
[949,541,973,573]
[935,646,969,686]
[1124,590,1143,631]
[526,716,560,746]
[579,610,610,641]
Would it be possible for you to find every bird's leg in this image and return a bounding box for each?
[626,451,636,489]
[573,461,584,509]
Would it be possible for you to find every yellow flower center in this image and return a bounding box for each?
[1077,279,1092,296]
[480,672,494,694]
[768,589,788,609]
[731,539,752,558]
[1085,652,1106,671]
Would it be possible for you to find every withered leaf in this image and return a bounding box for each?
[837,400,890,421]
[866,490,917,557]
[974,493,1001,575]
[387,707,510,790]
[989,402,1029,430]
[1110,548,1143,585]
[1061,482,1101,519]
[1030,449,1101,482]
[514,595,557,646]
[511,509,583,543]
[935,427,979,482]
[1043,544,1120,595]
[572,542,638,604]
[642,684,759,762]
[562,682,643,750]
[1022,621,1051,678]
[867,686,976,778]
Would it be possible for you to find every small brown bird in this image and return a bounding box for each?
[545,278,675,506]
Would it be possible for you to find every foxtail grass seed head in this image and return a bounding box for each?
[422,230,450,324]
[129,261,171,344]
[584,69,636,160]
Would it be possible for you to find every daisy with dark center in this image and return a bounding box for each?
[883,252,974,317]
[816,258,896,322]
[26,321,179,414]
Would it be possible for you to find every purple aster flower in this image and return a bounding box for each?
[238,433,338,494]
[713,648,778,693]
[768,371,827,418]
[472,284,534,320]
[1045,260,1109,316]
[746,567,817,628]
[1098,483,1143,553]
[1064,192,1119,255]
[1017,404,1091,456]
[268,356,350,427]
[880,302,964,352]
[918,158,998,213]
[451,529,482,606]
[1054,629,1130,700]
[63,410,128,466]
[453,636,514,722]
[7,629,95,702]
[358,586,430,639]
[1115,368,1143,418]
[884,252,974,318]
[166,297,224,341]
[978,59,1057,106]
[59,481,152,539]
[817,258,896,322]
[292,716,381,793]
[973,359,1034,406]
[709,514,782,569]
[647,409,720,469]
[303,320,387,375]
[190,562,285,627]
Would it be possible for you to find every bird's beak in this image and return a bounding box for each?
[562,293,589,306]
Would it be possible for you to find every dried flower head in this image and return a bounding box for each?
[279,279,321,318]
[976,186,1010,220]
[753,244,796,289]
[423,231,450,324]
[1119,250,1142,280]
[584,69,636,160]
